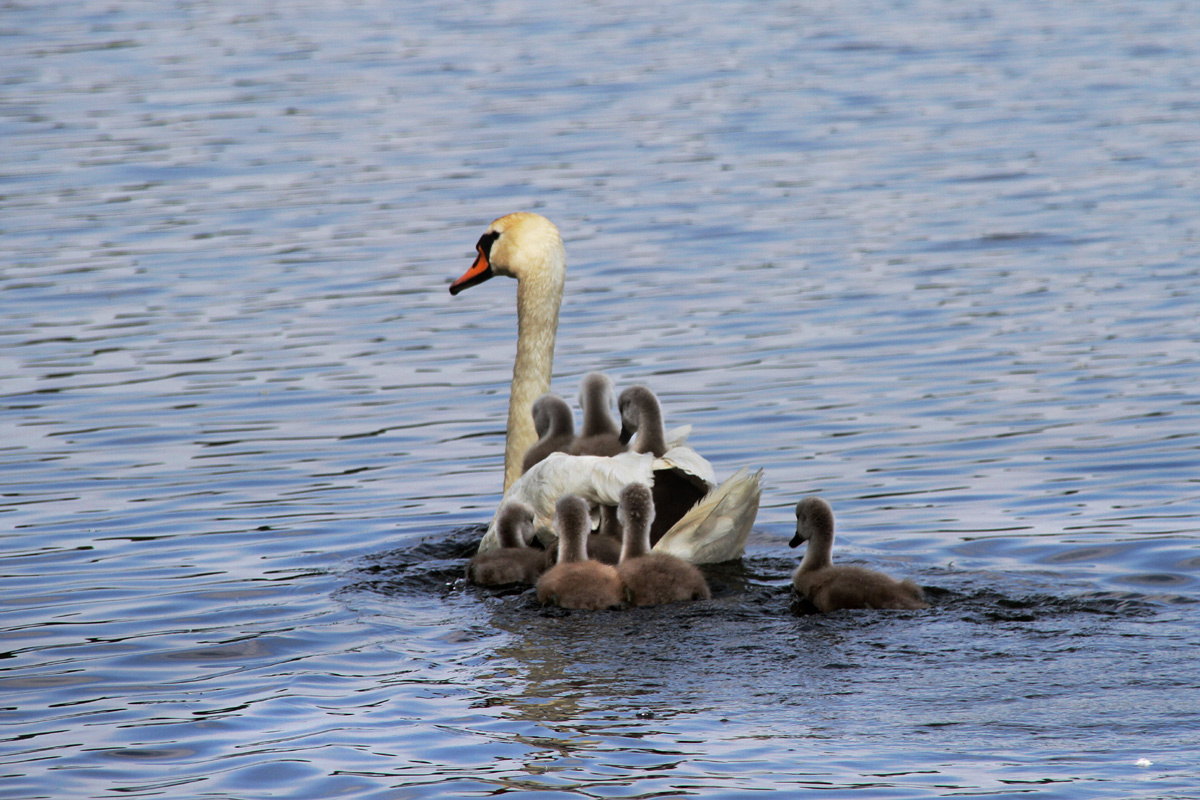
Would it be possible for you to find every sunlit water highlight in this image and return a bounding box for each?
[2,1,1199,798]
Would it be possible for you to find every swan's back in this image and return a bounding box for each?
[477,450,656,552]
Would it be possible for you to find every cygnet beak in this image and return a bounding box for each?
[789,526,808,548]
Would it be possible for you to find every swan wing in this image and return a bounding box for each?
[653,444,717,491]
[663,424,692,449]
[652,467,763,564]
[478,451,655,552]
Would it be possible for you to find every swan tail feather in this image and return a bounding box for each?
[652,467,763,564]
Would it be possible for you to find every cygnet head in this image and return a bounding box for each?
[617,385,665,456]
[449,212,565,295]
[617,483,656,561]
[554,494,592,563]
[618,483,655,536]
[578,373,618,437]
[531,393,574,439]
[495,501,535,549]
[791,496,836,548]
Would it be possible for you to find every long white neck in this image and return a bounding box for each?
[504,263,564,491]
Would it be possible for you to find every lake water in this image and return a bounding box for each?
[3,1,1199,797]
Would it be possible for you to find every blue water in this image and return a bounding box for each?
[3,1,1199,797]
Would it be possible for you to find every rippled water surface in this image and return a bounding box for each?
[3,1,1200,797]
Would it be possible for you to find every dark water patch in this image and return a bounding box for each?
[99,746,197,762]
[918,231,1092,254]
[950,170,1032,183]
[943,588,1160,624]
[1116,572,1192,589]
[342,527,484,599]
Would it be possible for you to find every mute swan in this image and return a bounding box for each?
[790,496,929,612]
[465,502,548,586]
[522,393,576,473]
[536,495,624,610]
[451,212,762,564]
[616,484,710,606]
[568,373,625,457]
[449,212,563,492]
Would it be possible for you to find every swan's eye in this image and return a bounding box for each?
[477,231,500,256]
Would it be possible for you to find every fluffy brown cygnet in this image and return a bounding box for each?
[617,385,707,545]
[536,495,624,610]
[568,372,626,458]
[466,502,547,586]
[617,384,667,456]
[568,375,627,542]
[521,393,576,473]
[585,531,622,565]
[542,528,622,566]
[615,483,711,606]
[790,496,929,612]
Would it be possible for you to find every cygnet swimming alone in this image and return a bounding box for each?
[617,385,708,544]
[466,501,547,586]
[536,495,624,610]
[790,496,929,612]
[521,393,576,473]
[615,483,711,606]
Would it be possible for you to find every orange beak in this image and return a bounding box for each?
[449,246,494,295]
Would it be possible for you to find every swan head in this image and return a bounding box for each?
[496,501,536,548]
[791,496,835,548]
[449,212,565,295]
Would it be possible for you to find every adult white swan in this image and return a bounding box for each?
[449,212,761,564]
